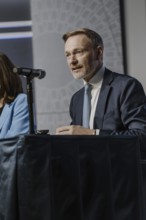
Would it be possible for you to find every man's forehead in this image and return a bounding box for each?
[65,34,92,50]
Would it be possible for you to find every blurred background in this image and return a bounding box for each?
[0,0,146,134]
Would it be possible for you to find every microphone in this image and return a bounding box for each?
[13,67,46,79]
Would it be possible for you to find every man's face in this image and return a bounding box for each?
[64,34,103,82]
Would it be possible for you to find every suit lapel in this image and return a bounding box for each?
[94,68,114,129]
[75,88,84,125]
[0,104,11,130]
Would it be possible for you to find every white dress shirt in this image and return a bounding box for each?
[83,65,105,134]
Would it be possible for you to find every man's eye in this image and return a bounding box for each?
[65,53,70,57]
[76,50,82,54]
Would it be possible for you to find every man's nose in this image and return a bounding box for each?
[70,54,78,64]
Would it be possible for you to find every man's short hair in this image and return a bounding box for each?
[62,28,104,48]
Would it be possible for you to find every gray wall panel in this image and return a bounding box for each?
[30,0,124,133]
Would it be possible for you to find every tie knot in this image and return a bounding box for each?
[85,84,92,93]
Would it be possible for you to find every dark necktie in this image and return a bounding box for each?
[82,84,92,128]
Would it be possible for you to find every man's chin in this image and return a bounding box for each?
[72,72,84,80]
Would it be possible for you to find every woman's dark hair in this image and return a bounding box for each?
[62,28,104,48]
[0,52,23,104]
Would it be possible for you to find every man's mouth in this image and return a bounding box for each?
[72,66,82,71]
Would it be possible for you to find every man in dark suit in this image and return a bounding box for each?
[56,28,146,136]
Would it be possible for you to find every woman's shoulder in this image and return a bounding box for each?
[15,93,27,100]
[12,93,27,106]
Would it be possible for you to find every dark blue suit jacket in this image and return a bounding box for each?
[69,68,146,136]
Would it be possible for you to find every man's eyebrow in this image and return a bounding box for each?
[65,47,86,52]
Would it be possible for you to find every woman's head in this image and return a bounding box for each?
[0,52,23,104]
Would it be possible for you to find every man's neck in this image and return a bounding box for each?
[83,64,104,84]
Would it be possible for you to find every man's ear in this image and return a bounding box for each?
[95,46,103,60]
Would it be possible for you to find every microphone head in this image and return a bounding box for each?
[13,67,46,79]
[38,70,46,79]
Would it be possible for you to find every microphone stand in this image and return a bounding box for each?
[26,76,35,134]
[18,68,48,135]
